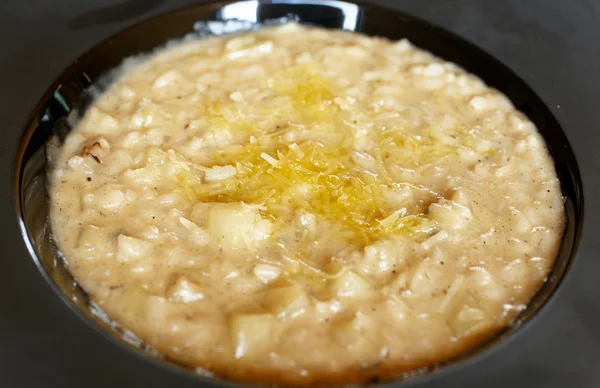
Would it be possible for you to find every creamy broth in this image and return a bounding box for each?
[49,23,565,385]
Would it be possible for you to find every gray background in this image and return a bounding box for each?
[0,1,598,387]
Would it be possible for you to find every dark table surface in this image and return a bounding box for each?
[1,1,599,387]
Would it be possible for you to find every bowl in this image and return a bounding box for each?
[14,0,584,386]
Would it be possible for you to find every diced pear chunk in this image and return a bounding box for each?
[501,258,529,292]
[96,187,126,212]
[385,296,410,322]
[450,304,492,337]
[331,312,378,353]
[168,276,205,303]
[77,225,115,259]
[262,286,311,320]
[179,217,210,246]
[296,210,316,231]
[153,69,183,88]
[468,266,503,301]
[124,165,161,184]
[357,239,399,280]
[208,204,255,248]
[116,235,152,262]
[81,107,121,135]
[409,258,444,297]
[438,276,465,314]
[230,314,276,359]
[420,230,449,251]
[109,288,167,328]
[77,225,102,249]
[249,219,273,241]
[220,260,241,280]
[331,270,373,298]
[315,299,343,322]
[207,203,272,250]
[145,295,169,330]
[199,165,236,181]
[451,188,470,207]
[253,264,281,284]
[508,207,532,234]
[112,287,143,314]
[428,199,472,230]
[441,284,492,337]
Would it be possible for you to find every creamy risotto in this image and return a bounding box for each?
[49,23,565,385]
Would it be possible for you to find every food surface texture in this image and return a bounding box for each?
[49,23,565,385]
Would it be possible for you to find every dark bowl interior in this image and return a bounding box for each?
[14,0,584,386]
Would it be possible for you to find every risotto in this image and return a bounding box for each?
[48,23,565,385]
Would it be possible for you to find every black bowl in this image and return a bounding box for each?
[14,0,583,386]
